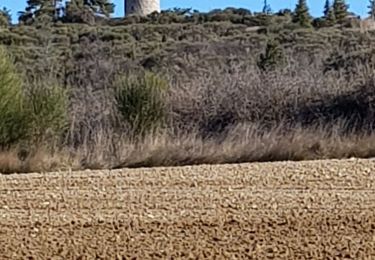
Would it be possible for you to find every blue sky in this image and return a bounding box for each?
[1,0,369,22]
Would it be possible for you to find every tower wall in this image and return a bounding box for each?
[125,0,161,16]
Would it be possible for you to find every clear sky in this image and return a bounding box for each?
[0,0,369,22]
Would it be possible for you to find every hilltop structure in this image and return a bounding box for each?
[125,0,161,16]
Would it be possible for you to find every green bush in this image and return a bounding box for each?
[258,39,285,71]
[25,82,69,142]
[0,47,69,148]
[0,47,28,147]
[114,72,169,137]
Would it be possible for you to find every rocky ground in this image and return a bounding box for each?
[0,159,374,259]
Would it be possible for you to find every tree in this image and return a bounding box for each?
[369,0,375,19]
[258,39,285,71]
[292,0,312,27]
[333,0,349,23]
[83,0,115,16]
[0,7,11,27]
[323,0,336,26]
[63,0,95,23]
[63,0,114,19]
[29,0,63,19]
[262,0,272,15]
[19,0,63,23]
[323,0,331,17]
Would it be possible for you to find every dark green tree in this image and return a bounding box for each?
[63,0,94,23]
[292,0,312,27]
[333,0,349,23]
[323,0,331,17]
[326,8,336,25]
[262,0,272,15]
[258,39,285,71]
[369,0,375,19]
[63,0,114,19]
[19,0,63,23]
[83,0,114,16]
[323,0,336,26]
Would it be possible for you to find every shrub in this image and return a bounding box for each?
[0,47,28,147]
[0,47,69,149]
[25,82,69,142]
[0,8,11,28]
[114,72,169,137]
[258,39,285,71]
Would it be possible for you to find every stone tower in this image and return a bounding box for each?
[125,0,161,16]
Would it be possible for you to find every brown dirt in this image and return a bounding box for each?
[0,159,375,259]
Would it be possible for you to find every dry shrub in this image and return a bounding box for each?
[21,147,79,173]
[0,145,78,174]
[0,150,22,174]
[71,121,375,170]
[3,121,375,173]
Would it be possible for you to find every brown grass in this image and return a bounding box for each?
[111,123,375,169]
[4,121,375,174]
[0,146,79,174]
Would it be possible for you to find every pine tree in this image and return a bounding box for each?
[333,0,349,23]
[323,0,336,26]
[323,0,331,17]
[369,0,375,19]
[63,0,93,23]
[292,0,312,27]
[64,0,86,23]
[83,0,114,16]
[326,7,336,25]
[62,0,114,23]
[262,0,272,15]
[258,39,285,71]
[19,0,63,23]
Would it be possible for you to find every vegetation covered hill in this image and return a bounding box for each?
[1,1,375,172]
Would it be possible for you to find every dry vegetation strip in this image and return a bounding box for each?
[0,159,375,259]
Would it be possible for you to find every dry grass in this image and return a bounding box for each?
[0,149,22,173]
[112,124,375,169]
[4,121,375,174]
[0,146,79,174]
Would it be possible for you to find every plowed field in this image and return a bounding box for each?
[0,159,375,259]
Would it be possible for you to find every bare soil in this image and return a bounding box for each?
[0,159,375,259]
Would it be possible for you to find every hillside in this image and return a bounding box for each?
[1,9,375,172]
